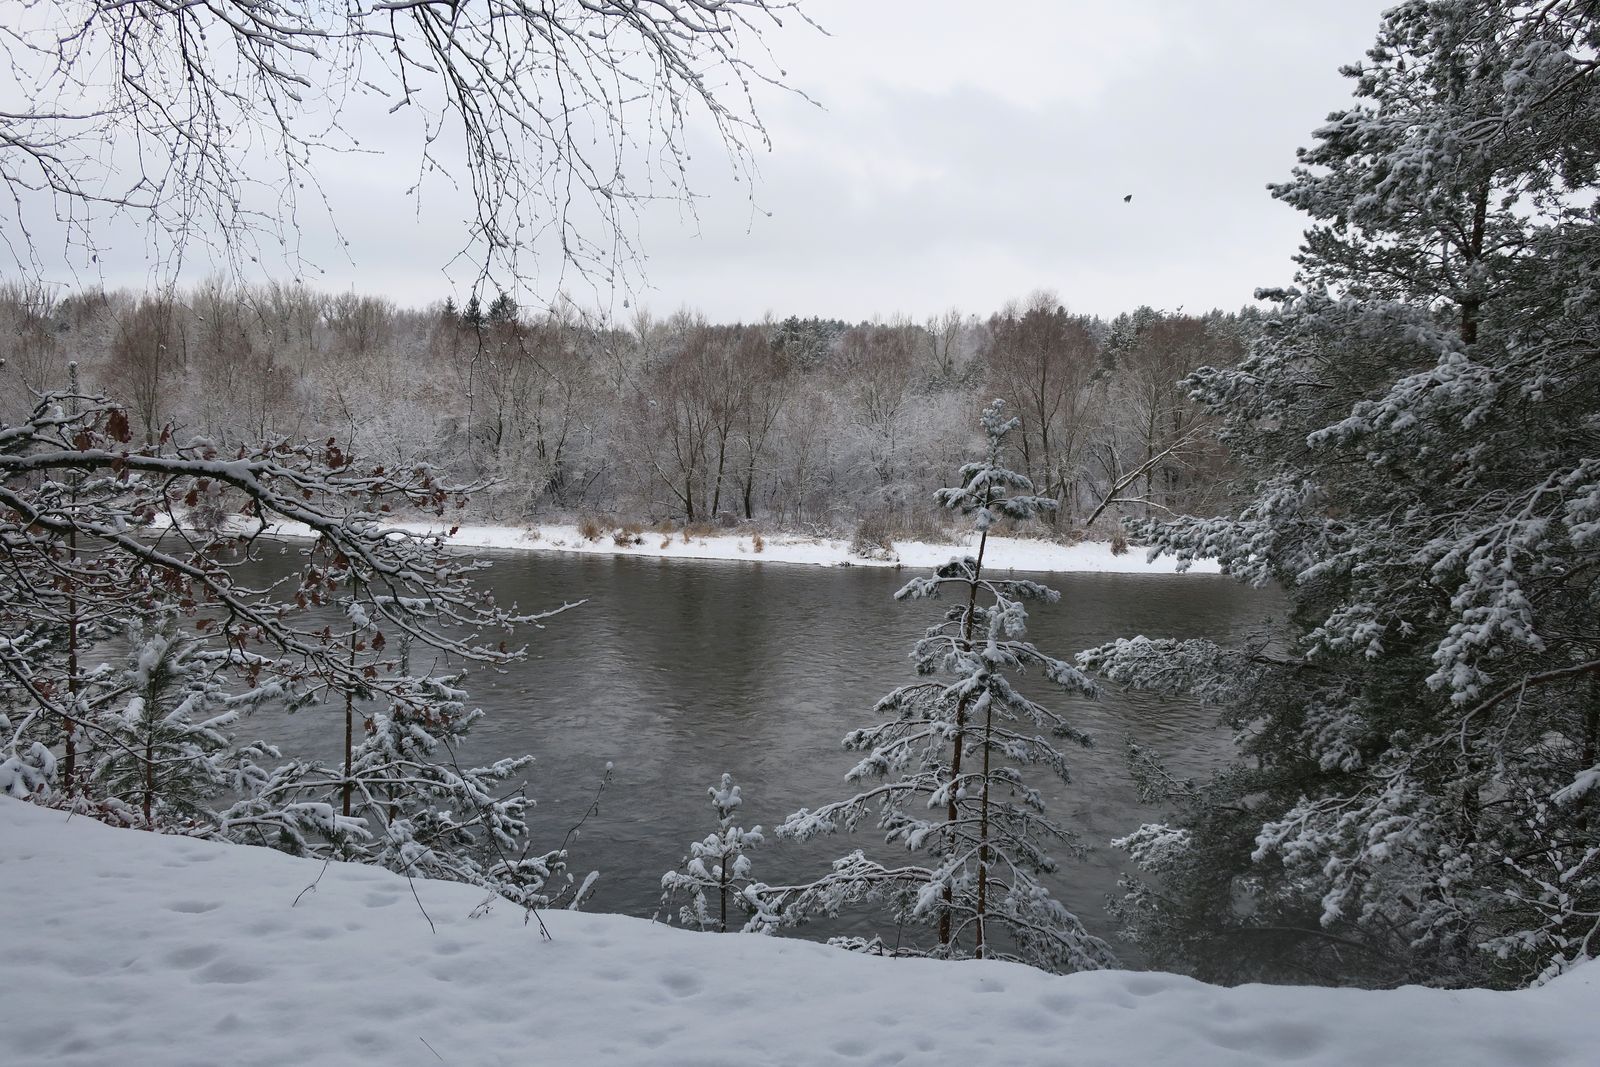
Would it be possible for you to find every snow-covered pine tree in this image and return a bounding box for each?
[776,400,1114,972]
[0,363,147,800]
[88,622,280,829]
[217,600,567,907]
[0,378,577,908]
[660,772,772,932]
[1080,0,1600,988]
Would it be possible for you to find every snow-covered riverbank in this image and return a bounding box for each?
[2,797,1592,1066]
[171,515,1221,575]
[509,523,1223,574]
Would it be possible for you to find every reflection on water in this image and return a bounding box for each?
[236,548,1279,962]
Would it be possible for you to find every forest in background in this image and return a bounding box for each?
[0,280,1246,539]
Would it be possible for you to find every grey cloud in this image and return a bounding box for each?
[10,1,1390,324]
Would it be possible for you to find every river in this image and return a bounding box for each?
[238,548,1277,960]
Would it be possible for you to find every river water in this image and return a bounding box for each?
[240,549,1276,959]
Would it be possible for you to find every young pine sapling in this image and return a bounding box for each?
[776,400,1115,972]
[661,772,775,933]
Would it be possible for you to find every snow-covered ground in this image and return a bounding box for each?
[3,797,1592,1067]
[161,515,1220,575]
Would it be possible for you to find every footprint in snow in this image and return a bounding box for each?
[194,959,271,985]
[660,971,703,998]
[164,944,222,969]
[166,899,222,914]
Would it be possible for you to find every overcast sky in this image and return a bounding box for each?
[22,0,1394,322]
[622,0,1395,323]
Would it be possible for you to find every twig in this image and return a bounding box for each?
[439,734,554,940]
[292,857,334,907]
[406,872,437,935]
[556,762,613,859]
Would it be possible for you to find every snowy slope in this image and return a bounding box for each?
[1,798,1592,1067]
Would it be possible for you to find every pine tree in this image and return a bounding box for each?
[217,588,562,906]
[87,620,278,831]
[1082,0,1600,988]
[660,772,773,933]
[776,401,1115,973]
[487,291,518,326]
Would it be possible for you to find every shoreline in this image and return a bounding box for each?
[179,515,1222,576]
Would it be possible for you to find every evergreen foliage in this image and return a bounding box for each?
[89,624,278,829]
[660,772,773,933]
[1083,0,1600,988]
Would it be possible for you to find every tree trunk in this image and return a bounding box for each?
[63,364,82,794]
[742,453,758,521]
[64,534,79,794]
[940,522,990,951]
[143,719,155,827]
[711,433,729,517]
[975,708,993,959]
[1584,676,1598,769]
[342,627,357,819]
[1459,180,1489,346]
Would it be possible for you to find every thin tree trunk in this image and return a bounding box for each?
[1459,180,1489,345]
[1584,676,1598,769]
[940,521,990,950]
[342,626,357,819]
[63,364,82,794]
[975,696,994,959]
[711,433,729,517]
[1144,401,1158,519]
[742,453,758,521]
[143,719,155,826]
[64,532,80,794]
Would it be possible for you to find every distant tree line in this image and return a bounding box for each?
[0,281,1247,539]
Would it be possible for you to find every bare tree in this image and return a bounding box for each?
[924,307,965,382]
[633,316,717,521]
[106,294,182,446]
[836,320,920,490]
[984,294,1100,523]
[1089,311,1240,525]
[703,329,747,519]
[255,282,326,375]
[1,2,814,287]
[326,292,396,364]
[770,386,833,527]
[0,279,62,415]
[190,283,261,443]
[735,327,790,520]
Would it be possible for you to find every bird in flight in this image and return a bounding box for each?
[1123,194,1133,203]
